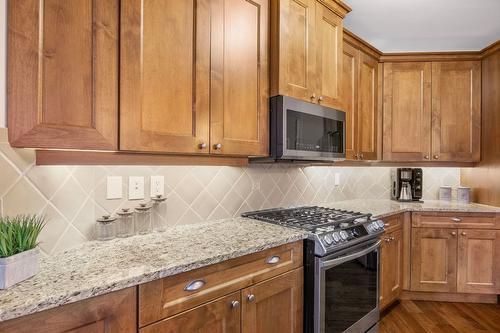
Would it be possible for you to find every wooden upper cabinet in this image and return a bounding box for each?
[457,229,500,294]
[271,0,317,101]
[340,42,358,160]
[120,0,210,154]
[210,0,269,156]
[383,62,432,161]
[271,0,350,105]
[315,2,343,109]
[431,61,481,162]
[410,228,457,293]
[8,0,119,150]
[357,51,378,160]
[242,268,303,333]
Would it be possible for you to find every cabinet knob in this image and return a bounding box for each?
[451,231,457,236]
[230,300,240,309]
[360,153,364,160]
[424,155,429,160]
[390,236,395,241]
[461,232,467,236]
[318,95,324,101]
[354,153,359,159]
[433,155,439,160]
[247,294,256,302]
[198,142,207,149]
[310,93,316,100]
[214,143,222,150]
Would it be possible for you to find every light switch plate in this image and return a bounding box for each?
[106,176,123,199]
[150,176,165,197]
[334,173,341,186]
[128,176,145,200]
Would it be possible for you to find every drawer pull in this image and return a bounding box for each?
[451,217,462,222]
[184,279,206,292]
[266,255,280,264]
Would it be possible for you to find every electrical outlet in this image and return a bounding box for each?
[106,176,122,199]
[150,176,165,197]
[334,173,341,186]
[128,176,145,200]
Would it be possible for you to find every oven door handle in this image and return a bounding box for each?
[320,240,381,270]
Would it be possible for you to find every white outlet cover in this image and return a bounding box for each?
[334,173,341,186]
[150,175,165,197]
[106,176,123,199]
[128,176,145,200]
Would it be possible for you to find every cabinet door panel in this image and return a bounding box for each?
[457,229,500,294]
[273,0,316,101]
[383,62,432,161]
[410,228,457,292]
[431,61,481,162]
[358,51,378,160]
[8,0,118,150]
[242,268,303,333]
[210,0,269,156]
[340,42,358,160]
[120,0,210,153]
[315,2,342,109]
[140,292,241,333]
[380,230,403,310]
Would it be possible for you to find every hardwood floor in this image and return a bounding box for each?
[380,300,500,333]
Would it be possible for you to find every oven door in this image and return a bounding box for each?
[315,240,380,333]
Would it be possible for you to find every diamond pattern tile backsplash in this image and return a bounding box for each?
[0,129,460,255]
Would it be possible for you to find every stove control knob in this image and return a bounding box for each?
[371,222,380,230]
[354,217,367,224]
[323,234,333,245]
[375,220,385,229]
[340,222,349,228]
[340,231,348,240]
[332,232,340,243]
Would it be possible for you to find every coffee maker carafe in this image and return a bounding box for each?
[391,168,423,202]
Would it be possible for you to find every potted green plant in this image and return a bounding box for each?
[0,215,45,289]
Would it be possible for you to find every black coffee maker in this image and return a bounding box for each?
[391,168,423,202]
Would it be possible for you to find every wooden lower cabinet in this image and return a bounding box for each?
[140,292,241,333]
[242,268,303,333]
[0,288,136,333]
[379,229,403,310]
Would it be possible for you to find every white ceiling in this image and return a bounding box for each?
[343,0,500,52]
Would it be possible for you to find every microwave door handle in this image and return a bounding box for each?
[321,240,381,270]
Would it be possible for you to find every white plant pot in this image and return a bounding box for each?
[0,248,39,289]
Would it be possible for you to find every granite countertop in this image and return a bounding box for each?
[0,218,308,322]
[326,199,500,218]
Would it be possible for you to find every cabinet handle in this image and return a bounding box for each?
[451,217,462,222]
[184,279,206,291]
[461,232,467,236]
[360,153,364,160]
[230,300,240,309]
[247,294,256,302]
[266,255,280,264]
[214,143,222,150]
[450,231,457,236]
[424,155,429,160]
[198,142,207,149]
[433,155,439,160]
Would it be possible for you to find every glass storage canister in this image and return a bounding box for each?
[116,208,134,237]
[135,203,152,235]
[95,215,116,241]
[151,195,167,232]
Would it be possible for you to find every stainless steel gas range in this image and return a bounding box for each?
[242,206,385,333]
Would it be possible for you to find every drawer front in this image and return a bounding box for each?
[382,213,403,233]
[139,241,303,327]
[412,212,500,229]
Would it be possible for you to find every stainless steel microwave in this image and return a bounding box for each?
[269,95,346,162]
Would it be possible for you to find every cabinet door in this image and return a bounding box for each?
[457,229,500,294]
[210,0,269,156]
[140,292,241,333]
[383,62,432,161]
[357,51,379,160]
[272,0,317,101]
[380,230,403,310]
[242,268,303,333]
[120,0,210,153]
[431,61,481,162]
[8,0,118,150]
[340,42,359,160]
[410,228,457,292]
[315,2,343,109]
[0,288,136,333]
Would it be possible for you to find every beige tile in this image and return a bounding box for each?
[174,176,204,204]
[220,189,244,216]
[26,166,70,199]
[72,166,96,194]
[206,172,232,201]
[0,144,35,172]
[0,154,21,197]
[208,205,230,221]
[165,192,189,225]
[245,190,266,211]
[191,166,221,186]
[177,209,203,225]
[52,225,87,254]
[3,178,46,216]
[38,205,69,254]
[234,173,252,200]
[51,177,88,221]
[191,190,218,220]
[0,128,7,143]
[72,198,100,240]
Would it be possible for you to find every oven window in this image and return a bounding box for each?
[324,251,378,333]
[286,110,343,153]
